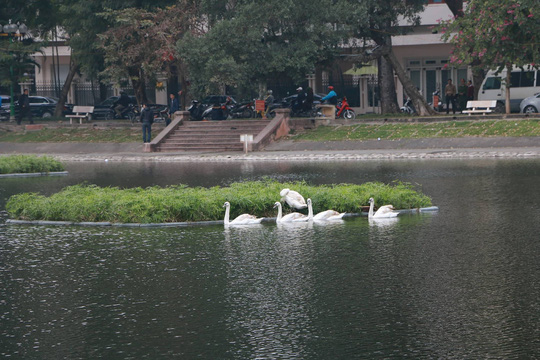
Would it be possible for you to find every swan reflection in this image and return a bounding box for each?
[368,217,399,228]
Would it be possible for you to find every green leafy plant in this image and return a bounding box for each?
[0,155,64,174]
[6,180,432,223]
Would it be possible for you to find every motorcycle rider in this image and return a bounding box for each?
[114,91,131,118]
[293,87,306,114]
[321,85,338,105]
[265,90,274,109]
[304,87,314,112]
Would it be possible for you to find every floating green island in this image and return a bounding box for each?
[6,180,433,224]
[0,155,65,175]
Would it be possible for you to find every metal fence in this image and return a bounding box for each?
[34,81,157,105]
[322,77,362,107]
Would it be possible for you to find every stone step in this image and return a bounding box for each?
[184,120,269,127]
[156,144,244,151]
[155,119,271,152]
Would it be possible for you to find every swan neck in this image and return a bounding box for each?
[224,205,230,225]
[308,201,313,220]
[368,200,374,218]
[277,203,282,222]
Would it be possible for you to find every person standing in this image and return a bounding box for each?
[445,79,457,114]
[17,89,33,125]
[467,80,475,101]
[168,93,179,126]
[458,78,468,113]
[140,103,154,143]
[177,90,183,110]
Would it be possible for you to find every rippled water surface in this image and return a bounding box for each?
[1,159,540,358]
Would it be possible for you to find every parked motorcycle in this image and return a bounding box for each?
[266,98,320,119]
[400,97,416,115]
[230,100,255,119]
[201,98,235,120]
[188,100,205,121]
[334,97,356,119]
[105,103,138,122]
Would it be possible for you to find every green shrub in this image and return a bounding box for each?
[6,180,432,223]
[0,155,64,174]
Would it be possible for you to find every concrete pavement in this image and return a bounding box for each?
[1,136,540,162]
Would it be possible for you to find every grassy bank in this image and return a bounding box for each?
[6,180,432,223]
[294,119,540,141]
[0,127,142,143]
[2,118,539,144]
[0,155,64,174]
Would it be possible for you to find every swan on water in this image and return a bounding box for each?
[368,197,399,218]
[223,202,264,225]
[280,188,307,209]
[309,199,346,221]
[274,200,313,223]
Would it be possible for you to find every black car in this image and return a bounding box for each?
[279,93,324,106]
[92,95,138,119]
[201,95,237,108]
[0,95,9,121]
[0,95,73,119]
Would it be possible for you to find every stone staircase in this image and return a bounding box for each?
[155,119,271,152]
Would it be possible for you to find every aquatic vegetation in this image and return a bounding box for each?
[0,155,64,174]
[6,180,432,223]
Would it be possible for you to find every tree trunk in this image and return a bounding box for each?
[505,65,511,114]
[128,67,148,105]
[384,50,437,116]
[378,56,400,114]
[54,60,80,117]
[472,67,485,100]
[445,0,464,17]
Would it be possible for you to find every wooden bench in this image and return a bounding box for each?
[462,100,497,115]
[66,106,94,124]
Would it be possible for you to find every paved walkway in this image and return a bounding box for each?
[1,136,540,161]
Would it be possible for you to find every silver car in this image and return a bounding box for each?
[520,93,540,113]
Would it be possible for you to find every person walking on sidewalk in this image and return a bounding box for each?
[445,79,457,114]
[17,89,33,125]
[168,93,179,126]
[140,103,154,143]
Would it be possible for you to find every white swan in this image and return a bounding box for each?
[310,199,346,221]
[368,197,399,218]
[273,200,313,223]
[223,202,264,225]
[280,188,307,209]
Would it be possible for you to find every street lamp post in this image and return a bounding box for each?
[1,20,28,121]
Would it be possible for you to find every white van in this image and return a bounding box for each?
[478,66,540,112]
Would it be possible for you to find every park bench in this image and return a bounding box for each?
[66,105,94,124]
[462,100,497,115]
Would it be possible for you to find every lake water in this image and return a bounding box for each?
[1,159,539,359]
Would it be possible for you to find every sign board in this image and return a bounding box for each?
[255,100,266,112]
[240,134,253,142]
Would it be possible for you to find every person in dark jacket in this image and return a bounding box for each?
[304,87,314,111]
[140,103,154,143]
[168,93,179,125]
[17,89,33,125]
[293,87,306,114]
